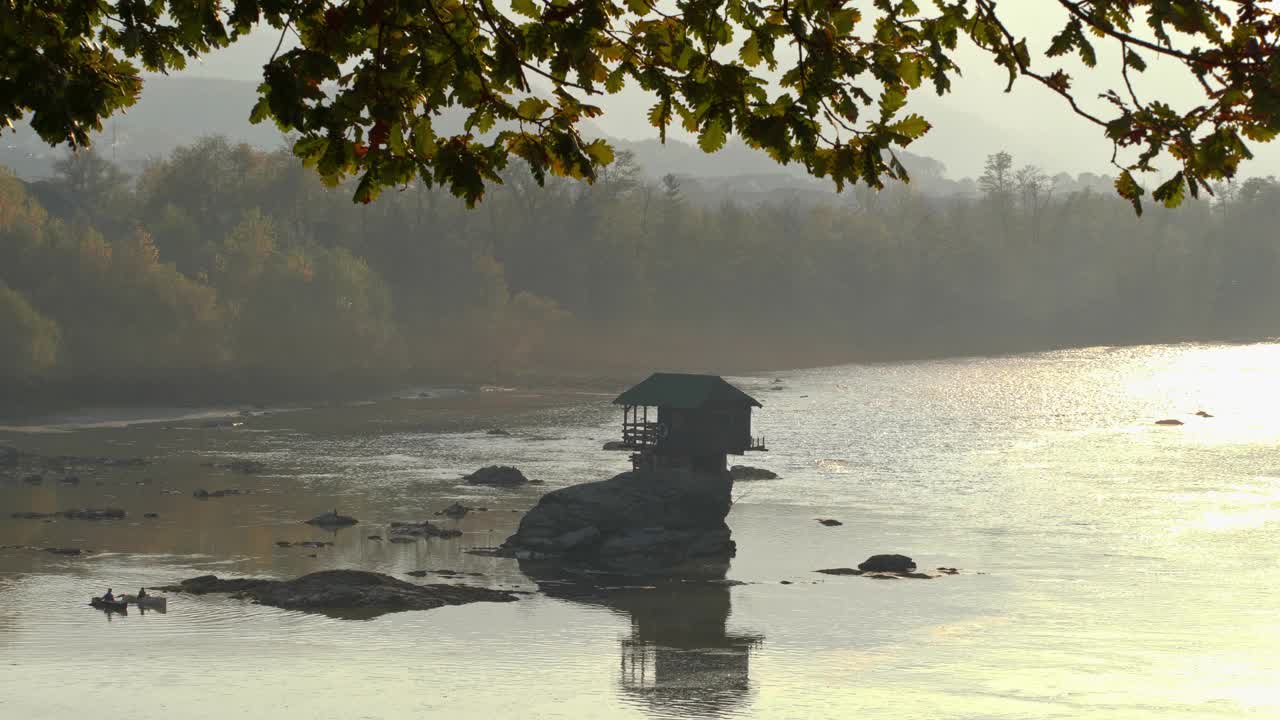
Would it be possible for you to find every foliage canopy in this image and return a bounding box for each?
[5,0,1280,211]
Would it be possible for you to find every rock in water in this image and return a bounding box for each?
[388,520,462,539]
[501,469,735,575]
[464,465,532,487]
[485,428,512,436]
[729,465,779,481]
[1195,410,1213,418]
[858,554,916,573]
[1155,419,1184,426]
[601,441,629,451]
[156,570,517,617]
[305,511,359,527]
[816,518,843,527]
[438,502,471,519]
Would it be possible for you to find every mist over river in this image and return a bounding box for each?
[3,342,1280,719]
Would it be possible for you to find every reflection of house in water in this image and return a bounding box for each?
[521,562,763,717]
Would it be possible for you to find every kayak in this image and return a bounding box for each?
[90,597,128,612]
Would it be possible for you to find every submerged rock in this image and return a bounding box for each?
[463,465,533,487]
[858,554,916,573]
[304,510,358,527]
[65,508,126,520]
[202,459,267,474]
[155,570,518,617]
[11,508,124,521]
[815,567,862,576]
[729,465,779,481]
[389,520,462,539]
[502,469,735,575]
[437,502,471,519]
[193,488,247,499]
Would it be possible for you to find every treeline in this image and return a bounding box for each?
[3,137,1280,404]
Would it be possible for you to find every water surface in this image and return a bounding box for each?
[3,343,1280,718]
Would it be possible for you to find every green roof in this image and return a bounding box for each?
[613,373,762,410]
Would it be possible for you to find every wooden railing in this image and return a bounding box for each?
[621,422,660,448]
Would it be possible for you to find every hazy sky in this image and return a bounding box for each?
[169,6,1280,180]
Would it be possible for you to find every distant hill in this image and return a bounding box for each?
[0,75,1015,201]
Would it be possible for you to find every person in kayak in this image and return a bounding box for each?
[101,588,114,602]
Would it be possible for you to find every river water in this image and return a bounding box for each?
[3,342,1280,719]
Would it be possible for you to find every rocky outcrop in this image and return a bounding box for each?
[501,469,735,575]
[464,465,535,486]
[858,554,916,572]
[729,465,778,481]
[305,510,358,527]
[156,570,517,617]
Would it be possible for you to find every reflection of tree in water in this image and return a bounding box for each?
[520,561,762,718]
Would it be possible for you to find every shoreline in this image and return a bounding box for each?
[4,332,1278,423]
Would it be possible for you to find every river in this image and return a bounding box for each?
[3,342,1279,718]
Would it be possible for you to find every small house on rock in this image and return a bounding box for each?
[614,373,766,472]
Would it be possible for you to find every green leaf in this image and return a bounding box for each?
[584,139,615,166]
[517,97,551,119]
[1152,172,1186,208]
[898,57,923,88]
[698,119,727,153]
[511,0,539,19]
[888,114,931,141]
[740,34,761,67]
[1115,170,1145,215]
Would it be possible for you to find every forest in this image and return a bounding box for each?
[3,137,1280,406]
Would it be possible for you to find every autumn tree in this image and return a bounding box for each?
[6,1,1280,211]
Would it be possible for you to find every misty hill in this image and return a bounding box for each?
[2,75,1120,201]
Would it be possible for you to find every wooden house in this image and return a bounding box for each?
[614,373,766,472]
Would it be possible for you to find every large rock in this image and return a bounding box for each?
[464,465,533,486]
[305,510,359,527]
[729,465,778,481]
[501,469,735,575]
[858,554,916,573]
[156,570,517,617]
